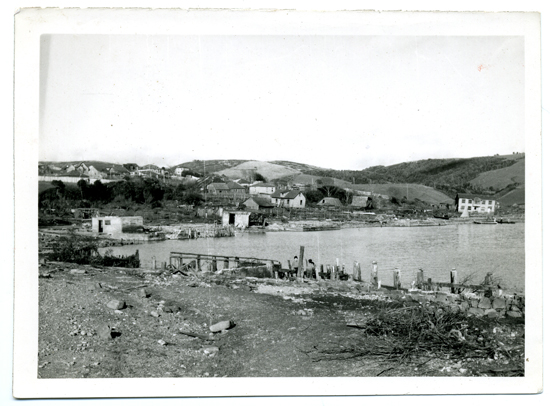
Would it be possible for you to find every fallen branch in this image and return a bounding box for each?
[178,330,213,341]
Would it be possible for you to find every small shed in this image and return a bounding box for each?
[222,211,250,228]
[92,216,144,234]
[351,196,374,209]
[317,197,343,207]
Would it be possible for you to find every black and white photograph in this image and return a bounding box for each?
[12,7,543,399]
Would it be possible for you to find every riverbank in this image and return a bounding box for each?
[38,261,525,379]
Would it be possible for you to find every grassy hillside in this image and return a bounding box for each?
[469,159,525,190]
[495,185,525,206]
[173,160,248,175]
[351,183,454,205]
[268,160,327,173]
[288,174,353,188]
[296,155,522,190]
[216,161,300,181]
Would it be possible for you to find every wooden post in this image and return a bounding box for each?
[235,257,240,268]
[331,265,337,281]
[267,261,274,278]
[450,268,457,294]
[298,246,305,280]
[196,255,201,271]
[224,257,230,269]
[353,261,361,282]
[152,256,156,269]
[416,269,424,290]
[371,261,378,288]
[393,268,401,290]
[162,261,166,270]
[427,278,433,291]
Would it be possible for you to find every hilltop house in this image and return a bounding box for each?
[207,183,230,195]
[248,182,276,196]
[455,194,498,214]
[174,167,189,176]
[226,181,247,198]
[207,181,246,199]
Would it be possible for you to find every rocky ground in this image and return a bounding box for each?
[38,263,525,379]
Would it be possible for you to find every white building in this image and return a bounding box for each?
[92,216,144,235]
[248,182,276,196]
[455,194,498,214]
[221,211,250,228]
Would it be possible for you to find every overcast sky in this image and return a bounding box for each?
[39,35,525,170]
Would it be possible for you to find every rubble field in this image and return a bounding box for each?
[38,263,525,379]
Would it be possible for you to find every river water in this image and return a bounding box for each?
[101,223,525,293]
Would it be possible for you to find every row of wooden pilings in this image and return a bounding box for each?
[287,245,466,292]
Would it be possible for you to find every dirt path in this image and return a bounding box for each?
[38,264,524,379]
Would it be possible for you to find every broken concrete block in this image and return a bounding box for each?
[209,320,234,333]
[478,297,492,309]
[106,300,125,310]
[202,346,219,356]
[136,288,150,298]
[492,297,506,310]
[97,324,112,340]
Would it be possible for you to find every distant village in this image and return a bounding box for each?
[38,161,511,223]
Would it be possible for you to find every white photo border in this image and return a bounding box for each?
[13,8,542,398]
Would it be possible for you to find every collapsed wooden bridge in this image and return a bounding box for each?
[167,251,282,274]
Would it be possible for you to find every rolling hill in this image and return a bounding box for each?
[215,160,301,181]
[350,183,454,205]
[468,158,525,190]
[173,160,248,175]
[496,185,525,206]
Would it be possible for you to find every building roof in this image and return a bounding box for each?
[318,197,342,206]
[456,193,497,201]
[66,170,88,177]
[245,197,275,208]
[226,181,245,190]
[251,182,276,188]
[282,190,303,200]
[271,189,289,198]
[208,183,230,190]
